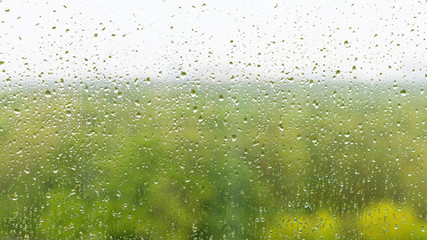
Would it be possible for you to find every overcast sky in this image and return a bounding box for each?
[0,0,425,83]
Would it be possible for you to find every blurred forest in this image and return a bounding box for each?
[0,79,426,239]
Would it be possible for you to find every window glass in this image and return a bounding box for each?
[0,0,425,239]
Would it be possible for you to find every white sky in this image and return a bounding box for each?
[0,0,425,83]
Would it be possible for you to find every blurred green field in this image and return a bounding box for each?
[0,80,426,239]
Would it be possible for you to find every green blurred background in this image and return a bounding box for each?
[0,80,425,239]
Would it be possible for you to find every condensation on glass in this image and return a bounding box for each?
[0,0,425,239]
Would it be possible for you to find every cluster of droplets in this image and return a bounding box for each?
[0,0,426,239]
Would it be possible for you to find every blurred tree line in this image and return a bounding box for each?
[0,79,425,239]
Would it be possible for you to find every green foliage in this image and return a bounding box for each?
[266,210,340,239]
[0,81,425,239]
[358,202,427,239]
